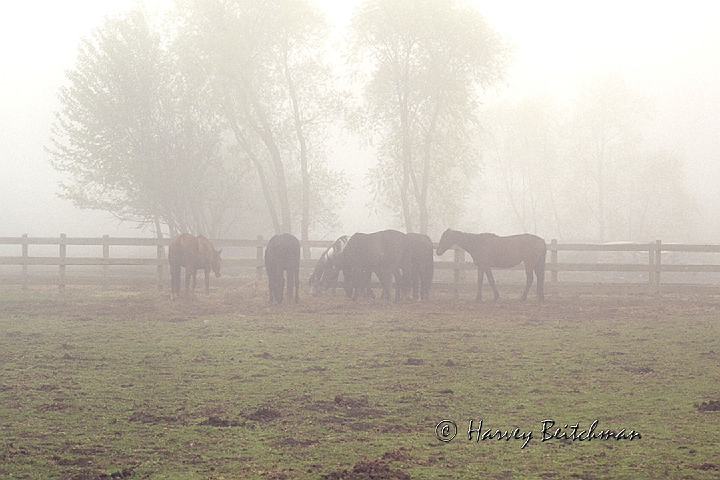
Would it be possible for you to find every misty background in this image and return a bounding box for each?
[2,0,719,243]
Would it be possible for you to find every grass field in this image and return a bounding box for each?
[1,284,720,479]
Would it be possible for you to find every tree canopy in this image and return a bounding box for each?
[49,8,243,237]
[50,1,347,240]
[348,0,511,234]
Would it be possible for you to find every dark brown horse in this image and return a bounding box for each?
[436,229,546,301]
[337,229,408,301]
[308,235,349,296]
[403,233,434,300]
[168,233,222,300]
[265,233,300,304]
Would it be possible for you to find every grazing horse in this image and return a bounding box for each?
[402,233,434,300]
[337,229,408,301]
[168,233,222,300]
[436,229,546,301]
[309,235,349,296]
[265,233,300,304]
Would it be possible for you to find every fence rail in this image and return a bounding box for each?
[2,234,720,296]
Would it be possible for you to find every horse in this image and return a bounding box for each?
[402,233,434,300]
[337,229,408,301]
[168,233,222,300]
[264,233,300,304]
[308,235,349,296]
[436,228,546,301]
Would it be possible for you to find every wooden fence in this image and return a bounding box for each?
[2,234,720,296]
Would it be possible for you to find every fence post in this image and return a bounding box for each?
[654,239,662,296]
[648,242,655,294]
[550,239,558,285]
[102,234,110,290]
[59,233,66,297]
[21,233,28,290]
[256,235,264,281]
[156,238,165,291]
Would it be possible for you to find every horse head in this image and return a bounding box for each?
[436,228,456,256]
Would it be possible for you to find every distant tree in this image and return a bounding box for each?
[482,77,698,242]
[348,0,510,234]
[568,73,654,242]
[178,0,347,244]
[49,8,243,238]
[621,150,698,241]
[482,98,566,238]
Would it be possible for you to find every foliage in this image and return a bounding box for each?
[49,8,243,238]
[50,1,347,240]
[348,0,510,234]
[177,0,347,238]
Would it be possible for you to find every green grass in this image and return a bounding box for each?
[1,287,719,479]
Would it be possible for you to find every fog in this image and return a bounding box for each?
[2,1,719,241]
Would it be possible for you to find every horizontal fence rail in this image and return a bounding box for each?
[2,234,720,296]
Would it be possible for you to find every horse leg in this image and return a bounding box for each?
[521,261,534,301]
[364,270,376,299]
[294,266,300,303]
[411,264,420,300]
[279,272,285,303]
[287,268,295,300]
[485,268,500,301]
[205,268,210,294]
[393,268,404,302]
[351,269,361,300]
[190,269,198,296]
[476,267,484,301]
[375,270,390,300]
[184,268,192,296]
[170,265,180,300]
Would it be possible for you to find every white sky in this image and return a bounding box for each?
[1,1,719,238]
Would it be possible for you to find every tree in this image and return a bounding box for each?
[569,73,654,242]
[481,80,697,243]
[178,0,347,242]
[49,7,243,238]
[482,98,566,238]
[348,0,510,234]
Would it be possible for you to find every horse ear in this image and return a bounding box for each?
[217,248,222,254]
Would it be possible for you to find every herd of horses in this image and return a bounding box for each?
[168,229,547,304]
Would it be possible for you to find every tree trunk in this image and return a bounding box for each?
[398,48,414,233]
[227,116,282,234]
[246,85,292,235]
[283,45,310,258]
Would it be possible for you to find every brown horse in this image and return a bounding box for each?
[309,235,349,296]
[168,233,222,300]
[403,233,434,300]
[337,229,408,301]
[436,229,546,301]
[265,233,300,304]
